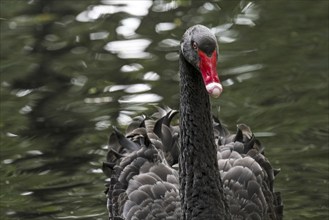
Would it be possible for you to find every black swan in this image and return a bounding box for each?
[103,25,283,220]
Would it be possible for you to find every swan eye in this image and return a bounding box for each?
[192,42,198,50]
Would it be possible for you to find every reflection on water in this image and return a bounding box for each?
[76,0,152,22]
[104,39,152,59]
[1,0,328,219]
[118,93,163,104]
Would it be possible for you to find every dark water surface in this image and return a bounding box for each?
[1,0,328,219]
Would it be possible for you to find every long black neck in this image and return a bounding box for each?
[179,53,230,220]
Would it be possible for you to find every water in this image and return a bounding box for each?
[0,0,328,219]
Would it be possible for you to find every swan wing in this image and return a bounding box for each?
[216,122,283,220]
[103,109,181,220]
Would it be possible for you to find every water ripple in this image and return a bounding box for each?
[104,39,152,59]
[118,93,163,104]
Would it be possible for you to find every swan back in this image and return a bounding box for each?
[103,109,283,220]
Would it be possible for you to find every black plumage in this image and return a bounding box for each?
[103,25,283,220]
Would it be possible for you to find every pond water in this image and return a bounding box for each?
[0,0,328,219]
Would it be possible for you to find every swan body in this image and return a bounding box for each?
[103,25,283,220]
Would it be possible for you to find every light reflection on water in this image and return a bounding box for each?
[143,71,160,81]
[222,64,263,75]
[155,22,176,33]
[116,17,141,38]
[120,63,143,72]
[118,93,163,104]
[104,39,152,59]
[1,0,328,220]
[76,0,152,22]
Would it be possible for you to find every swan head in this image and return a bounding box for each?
[180,25,223,98]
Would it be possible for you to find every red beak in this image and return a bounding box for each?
[198,50,223,98]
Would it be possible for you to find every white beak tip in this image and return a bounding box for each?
[206,83,223,98]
